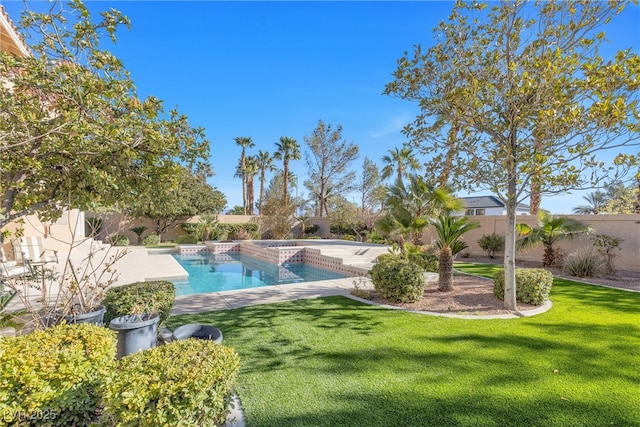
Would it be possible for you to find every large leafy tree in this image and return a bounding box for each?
[129,168,226,240]
[274,136,301,208]
[304,120,359,217]
[516,211,592,267]
[385,0,639,310]
[0,0,209,231]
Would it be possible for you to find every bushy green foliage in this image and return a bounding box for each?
[564,249,603,278]
[375,250,439,273]
[102,339,240,427]
[0,324,116,426]
[103,281,175,326]
[370,258,426,303]
[477,233,504,258]
[142,234,160,246]
[493,268,553,305]
[180,223,199,235]
[176,234,199,244]
[110,234,130,246]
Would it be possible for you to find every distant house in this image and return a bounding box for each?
[457,196,530,216]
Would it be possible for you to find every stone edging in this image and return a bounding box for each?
[343,292,553,320]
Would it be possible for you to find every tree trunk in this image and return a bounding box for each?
[542,244,555,267]
[635,174,640,214]
[438,246,453,292]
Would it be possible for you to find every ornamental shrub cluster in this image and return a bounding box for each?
[176,234,199,244]
[142,234,160,246]
[110,234,130,246]
[370,258,426,303]
[102,339,240,426]
[103,281,176,326]
[0,324,116,426]
[0,325,240,427]
[493,268,553,305]
[376,251,439,273]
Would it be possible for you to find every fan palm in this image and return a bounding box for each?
[572,191,607,215]
[274,136,301,207]
[256,150,276,215]
[234,136,255,214]
[431,216,480,292]
[516,211,592,267]
[381,147,420,182]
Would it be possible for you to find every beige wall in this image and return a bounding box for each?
[422,214,640,272]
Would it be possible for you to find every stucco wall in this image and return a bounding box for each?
[422,214,640,271]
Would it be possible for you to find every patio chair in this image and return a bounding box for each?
[0,246,33,279]
[15,236,58,265]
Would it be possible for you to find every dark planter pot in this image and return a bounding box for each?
[172,324,223,344]
[63,305,106,326]
[108,313,160,359]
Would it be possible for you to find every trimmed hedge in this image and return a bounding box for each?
[142,234,160,246]
[493,268,553,305]
[176,234,199,244]
[375,252,439,273]
[103,281,175,326]
[370,258,426,303]
[0,324,116,426]
[102,339,240,427]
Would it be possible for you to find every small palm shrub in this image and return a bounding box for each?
[478,233,504,258]
[103,281,175,326]
[0,324,116,426]
[564,248,603,278]
[102,339,240,427]
[370,258,426,303]
[142,234,160,246]
[493,268,553,305]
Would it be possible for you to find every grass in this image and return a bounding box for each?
[168,263,640,426]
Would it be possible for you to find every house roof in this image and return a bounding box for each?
[0,6,30,57]
[461,196,530,211]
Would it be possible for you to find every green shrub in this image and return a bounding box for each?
[407,252,439,273]
[564,248,603,278]
[0,324,116,426]
[176,234,199,244]
[375,253,398,264]
[493,268,553,305]
[478,233,504,258]
[142,234,160,246]
[103,281,175,326]
[110,234,130,246]
[180,223,199,235]
[102,339,240,427]
[370,258,426,303]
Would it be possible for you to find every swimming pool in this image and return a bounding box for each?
[171,253,348,296]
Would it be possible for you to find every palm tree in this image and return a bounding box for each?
[273,136,301,207]
[256,150,276,215]
[516,211,592,267]
[243,156,259,215]
[572,191,607,215]
[382,175,462,245]
[381,147,420,182]
[194,161,214,183]
[431,216,480,292]
[234,136,255,214]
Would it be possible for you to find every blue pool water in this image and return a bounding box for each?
[172,253,348,296]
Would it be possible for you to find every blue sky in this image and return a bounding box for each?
[4,1,639,214]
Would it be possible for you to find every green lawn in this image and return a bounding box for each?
[168,264,640,427]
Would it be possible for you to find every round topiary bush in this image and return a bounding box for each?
[102,339,240,427]
[103,281,176,326]
[370,258,426,303]
[493,268,553,305]
[0,324,116,426]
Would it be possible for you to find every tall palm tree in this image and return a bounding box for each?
[194,161,214,183]
[572,191,607,215]
[234,136,255,214]
[273,136,301,207]
[431,216,480,292]
[243,156,259,215]
[516,211,592,267]
[381,147,420,182]
[256,150,276,215]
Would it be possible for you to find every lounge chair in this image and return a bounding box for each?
[0,246,33,279]
[15,236,58,265]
